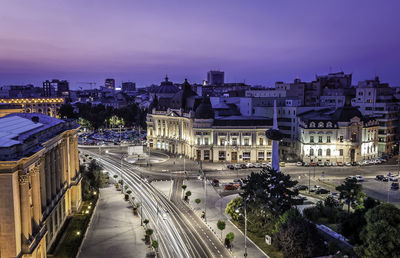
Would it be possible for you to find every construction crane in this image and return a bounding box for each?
[77,82,97,90]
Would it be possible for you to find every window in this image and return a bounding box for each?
[339,149,343,156]
[204,138,209,145]
[318,149,322,156]
[220,138,225,146]
[309,149,314,156]
[327,136,331,143]
[310,136,314,143]
[259,138,264,146]
[232,137,237,146]
[258,151,264,161]
[327,122,332,128]
[351,133,357,143]
[197,138,201,145]
[310,122,316,128]
[318,136,323,143]
[268,140,272,145]
[339,136,343,143]
[243,152,251,161]
[326,149,331,156]
[218,151,226,161]
[318,122,324,128]
[204,150,210,160]
[244,138,250,146]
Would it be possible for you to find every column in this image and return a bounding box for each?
[51,148,56,198]
[62,141,67,186]
[69,137,76,179]
[74,136,79,174]
[19,174,32,245]
[55,146,61,193]
[45,154,52,205]
[39,156,47,211]
[30,167,42,228]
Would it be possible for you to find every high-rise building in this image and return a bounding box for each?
[207,70,224,85]
[121,82,136,92]
[0,113,82,258]
[105,78,115,90]
[43,80,69,98]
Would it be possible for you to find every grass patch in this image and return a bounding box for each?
[231,220,284,258]
[50,197,97,258]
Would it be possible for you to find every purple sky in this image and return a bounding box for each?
[1,0,400,89]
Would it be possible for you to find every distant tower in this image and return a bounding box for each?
[207,70,224,85]
[265,100,283,172]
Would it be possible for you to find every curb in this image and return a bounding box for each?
[75,192,100,258]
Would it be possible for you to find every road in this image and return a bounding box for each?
[81,148,230,258]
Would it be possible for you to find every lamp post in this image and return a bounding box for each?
[235,198,248,257]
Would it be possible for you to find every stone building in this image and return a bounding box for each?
[0,113,82,258]
[0,98,65,118]
[298,106,379,163]
[146,80,273,163]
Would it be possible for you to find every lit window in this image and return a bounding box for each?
[310,136,314,143]
[326,149,331,156]
[318,136,323,143]
[327,136,331,143]
[318,149,322,156]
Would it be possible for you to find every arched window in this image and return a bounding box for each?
[326,149,331,156]
[309,149,314,156]
[318,149,322,156]
[318,122,324,128]
[327,122,333,128]
[310,122,316,128]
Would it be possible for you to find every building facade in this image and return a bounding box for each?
[0,98,65,118]
[207,70,224,85]
[298,107,379,163]
[105,78,115,90]
[0,113,82,258]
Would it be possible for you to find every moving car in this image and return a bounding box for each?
[316,188,330,194]
[376,175,385,181]
[294,185,308,191]
[212,179,220,187]
[391,182,399,190]
[224,184,238,190]
[355,175,364,182]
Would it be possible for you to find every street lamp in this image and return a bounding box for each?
[235,198,248,257]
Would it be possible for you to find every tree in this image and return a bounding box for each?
[113,175,118,179]
[145,228,153,244]
[225,197,243,221]
[273,217,325,258]
[181,185,187,197]
[241,167,298,215]
[195,198,201,208]
[273,208,301,233]
[356,203,400,258]
[58,104,76,119]
[185,191,191,201]
[152,240,158,251]
[336,177,363,214]
[225,232,235,249]
[143,219,149,227]
[217,220,226,240]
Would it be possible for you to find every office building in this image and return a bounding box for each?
[207,70,224,85]
[105,79,115,90]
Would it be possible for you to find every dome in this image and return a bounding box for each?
[156,75,179,94]
[195,97,214,119]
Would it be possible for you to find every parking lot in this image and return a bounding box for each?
[78,129,146,146]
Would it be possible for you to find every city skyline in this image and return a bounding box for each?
[1,0,400,88]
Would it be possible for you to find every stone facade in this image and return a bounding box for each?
[0,114,81,258]
[0,98,64,118]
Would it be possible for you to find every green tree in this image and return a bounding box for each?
[185,191,191,201]
[241,167,298,215]
[356,203,400,258]
[273,208,301,233]
[181,185,187,197]
[152,240,158,251]
[273,217,325,258]
[336,177,363,214]
[225,232,235,249]
[143,219,149,227]
[58,104,76,119]
[225,197,243,221]
[217,220,226,240]
[145,228,153,244]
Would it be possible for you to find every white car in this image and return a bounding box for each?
[254,163,261,168]
[332,162,338,166]
[234,164,241,169]
[246,163,255,168]
[296,162,303,167]
[345,162,352,166]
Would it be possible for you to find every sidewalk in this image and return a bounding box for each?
[78,185,149,258]
[184,179,268,258]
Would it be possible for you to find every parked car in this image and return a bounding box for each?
[296,162,303,167]
[224,184,238,190]
[316,188,330,194]
[310,185,320,192]
[324,161,331,166]
[331,162,338,166]
[246,163,255,168]
[261,163,269,168]
[227,164,234,170]
[310,162,317,167]
[345,162,352,167]
[294,185,308,191]
[212,179,220,187]
[355,175,364,182]
[240,164,247,169]
[351,162,358,166]
[254,163,261,168]
[391,182,399,190]
[317,161,324,167]
[337,162,344,166]
[279,162,286,167]
[388,175,398,182]
[234,164,241,169]
[376,175,385,181]
[303,162,310,167]
[233,178,243,186]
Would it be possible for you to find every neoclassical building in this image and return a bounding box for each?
[147,80,273,163]
[0,113,81,258]
[298,106,379,163]
[0,98,65,118]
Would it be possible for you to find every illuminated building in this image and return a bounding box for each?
[0,113,82,258]
[43,80,69,98]
[0,103,24,117]
[146,80,272,162]
[105,78,115,90]
[298,106,379,163]
[0,98,64,118]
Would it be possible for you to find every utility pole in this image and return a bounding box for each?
[244,198,248,257]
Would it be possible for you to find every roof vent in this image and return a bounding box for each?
[31,116,39,123]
